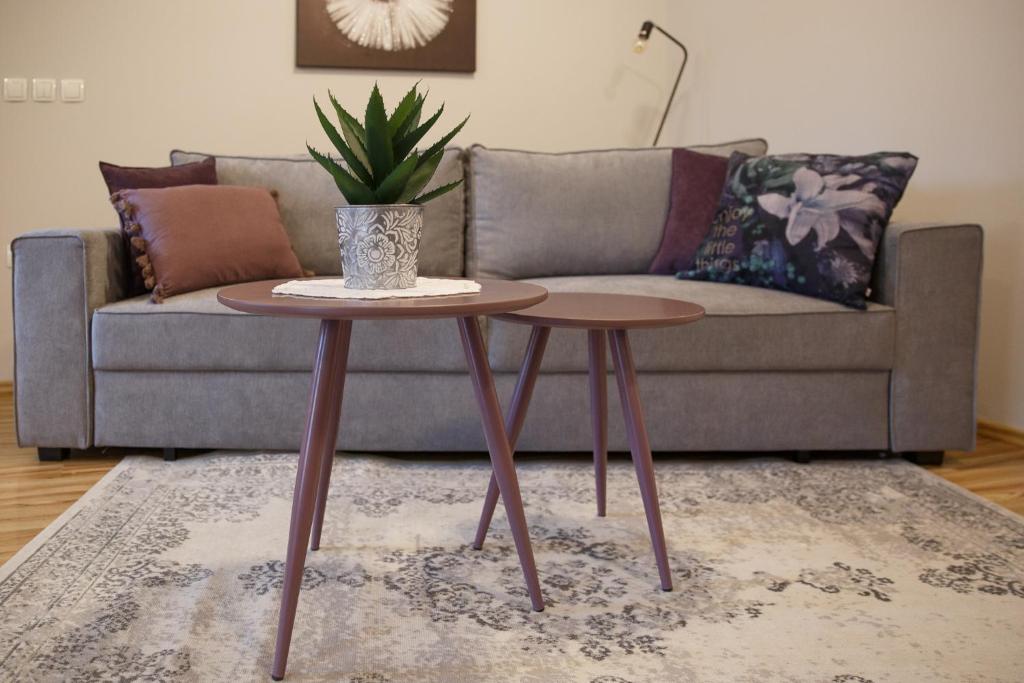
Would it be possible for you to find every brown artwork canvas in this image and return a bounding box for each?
[296,0,476,73]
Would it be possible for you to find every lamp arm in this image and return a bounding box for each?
[651,24,688,147]
[653,24,686,51]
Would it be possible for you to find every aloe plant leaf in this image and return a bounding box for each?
[396,93,425,141]
[402,95,425,137]
[340,118,370,172]
[417,115,469,169]
[397,151,443,203]
[405,93,425,133]
[394,103,444,161]
[375,153,420,204]
[328,90,370,171]
[364,83,394,182]
[411,178,463,205]
[328,90,366,142]
[388,81,421,136]
[307,144,376,205]
[314,97,373,185]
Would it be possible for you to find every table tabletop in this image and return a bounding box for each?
[493,292,705,329]
[217,278,548,320]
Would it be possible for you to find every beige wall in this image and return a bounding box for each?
[661,0,1024,430]
[1,1,1022,430]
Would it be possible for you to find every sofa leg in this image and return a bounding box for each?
[902,451,944,466]
[162,448,178,462]
[38,447,70,462]
[793,450,812,464]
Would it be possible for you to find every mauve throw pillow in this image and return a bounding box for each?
[681,151,918,308]
[110,185,304,302]
[100,157,218,295]
[99,157,217,195]
[648,148,730,274]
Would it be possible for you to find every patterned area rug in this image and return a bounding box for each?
[1,453,1022,682]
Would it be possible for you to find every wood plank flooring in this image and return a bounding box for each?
[0,384,119,563]
[929,435,1024,515]
[1,383,1021,564]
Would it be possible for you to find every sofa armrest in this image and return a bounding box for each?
[12,229,127,448]
[871,222,983,452]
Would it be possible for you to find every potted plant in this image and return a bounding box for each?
[308,83,468,289]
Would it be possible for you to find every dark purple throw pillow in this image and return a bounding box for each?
[99,157,217,296]
[648,148,730,274]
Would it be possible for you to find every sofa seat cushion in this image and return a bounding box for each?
[92,287,470,372]
[487,275,895,372]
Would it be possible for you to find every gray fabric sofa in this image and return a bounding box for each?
[11,141,983,463]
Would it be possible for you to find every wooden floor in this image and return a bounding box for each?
[0,385,120,563]
[929,434,1024,515]
[1,384,1022,565]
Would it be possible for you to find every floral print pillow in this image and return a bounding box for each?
[680,151,918,308]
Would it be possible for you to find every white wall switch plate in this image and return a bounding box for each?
[5,243,12,269]
[60,78,85,102]
[3,77,28,101]
[32,78,56,102]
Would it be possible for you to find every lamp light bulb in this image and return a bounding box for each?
[633,38,647,53]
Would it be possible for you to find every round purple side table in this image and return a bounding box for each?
[472,292,705,592]
[218,278,548,681]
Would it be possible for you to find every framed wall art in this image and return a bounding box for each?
[296,0,476,73]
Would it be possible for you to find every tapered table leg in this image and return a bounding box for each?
[473,325,550,550]
[271,320,348,681]
[588,329,608,517]
[608,329,673,591]
[459,316,545,611]
[309,320,353,551]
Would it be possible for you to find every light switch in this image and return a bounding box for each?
[3,77,27,101]
[60,78,85,102]
[32,78,56,102]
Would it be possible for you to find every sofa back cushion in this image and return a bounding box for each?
[170,148,465,277]
[466,139,768,279]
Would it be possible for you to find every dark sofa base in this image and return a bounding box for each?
[37,447,71,461]
[38,447,945,467]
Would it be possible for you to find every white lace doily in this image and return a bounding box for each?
[271,277,482,300]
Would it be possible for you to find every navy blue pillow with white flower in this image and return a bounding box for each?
[681,151,917,308]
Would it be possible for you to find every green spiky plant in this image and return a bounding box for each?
[308,82,468,205]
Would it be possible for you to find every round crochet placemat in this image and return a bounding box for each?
[271,277,482,300]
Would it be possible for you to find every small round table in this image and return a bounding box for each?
[472,292,705,592]
[218,278,547,681]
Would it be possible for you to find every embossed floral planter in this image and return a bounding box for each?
[336,204,423,289]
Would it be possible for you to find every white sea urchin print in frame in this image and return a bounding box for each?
[296,0,475,72]
[327,0,452,50]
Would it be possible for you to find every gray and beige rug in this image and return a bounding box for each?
[1,453,1022,682]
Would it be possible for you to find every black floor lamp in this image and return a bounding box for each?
[634,20,688,147]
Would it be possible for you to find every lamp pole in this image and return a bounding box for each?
[634,20,689,147]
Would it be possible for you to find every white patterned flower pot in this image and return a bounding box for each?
[336,204,423,289]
